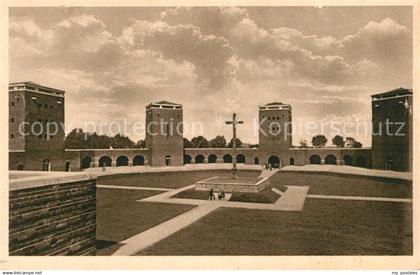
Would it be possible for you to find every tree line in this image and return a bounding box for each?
[64,128,145,149]
[183,135,259,148]
[64,129,258,149]
[65,128,362,149]
[299,135,363,148]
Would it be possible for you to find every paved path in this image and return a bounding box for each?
[306,194,412,203]
[83,163,411,181]
[97,184,173,192]
[281,164,412,180]
[112,182,310,255]
[113,203,219,255]
[258,169,279,179]
[141,184,195,202]
[274,185,310,211]
[87,163,263,177]
[108,166,410,255]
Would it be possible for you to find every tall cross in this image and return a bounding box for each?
[226,113,243,178]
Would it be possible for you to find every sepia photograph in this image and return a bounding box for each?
[1,1,419,271]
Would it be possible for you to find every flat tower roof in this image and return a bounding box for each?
[371,87,412,100]
[9,81,65,97]
[259,102,291,110]
[146,101,182,110]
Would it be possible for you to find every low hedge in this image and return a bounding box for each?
[172,188,210,200]
[229,188,280,204]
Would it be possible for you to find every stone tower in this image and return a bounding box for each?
[371,88,412,172]
[145,101,184,167]
[258,102,292,167]
[9,82,66,171]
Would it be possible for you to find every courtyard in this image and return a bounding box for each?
[95,168,412,256]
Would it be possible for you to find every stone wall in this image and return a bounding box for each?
[9,172,97,255]
[195,176,271,193]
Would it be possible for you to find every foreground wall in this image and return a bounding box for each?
[9,172,97,255]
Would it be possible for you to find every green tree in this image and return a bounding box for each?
[191,136,210,148]
[95,134,112,149]
[311,135,328,147]
[64,128,87,149]
[111,134,135,148]
[209,135,227,148]
[228,138,243,148]
[183,138,193,148]
[65,128,137,149]
[332,135,345,148]
[353,141,363,148]
[346,137,363,148]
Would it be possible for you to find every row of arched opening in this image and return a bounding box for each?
[309,154,367,167]
[183,154,367,167]
[15,153,368,171]
[184,154,283,168]
[80,155,146,169]
[16,159,73,171]
[184,154,248,164]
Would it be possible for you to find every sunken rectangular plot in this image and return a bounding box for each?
[196,176,270,193]
[9,180,96,256]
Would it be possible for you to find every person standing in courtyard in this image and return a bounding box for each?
[209,188,216,200]
[218,190,225,200]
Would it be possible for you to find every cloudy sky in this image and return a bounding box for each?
[9,6,412,146]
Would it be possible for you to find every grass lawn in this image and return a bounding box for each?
[228,188,280,203]
[97,170,260,189]
[137,199,412,255]
[172,188,210,200]
[96,188,195,255]
[271,172,412,198]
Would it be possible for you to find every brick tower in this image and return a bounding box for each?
[371,88,412,171]
[145,101,184,166]
[9,82,66,171]
[258,102,292,167]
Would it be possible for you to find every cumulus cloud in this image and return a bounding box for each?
[341,18,411,65]
[270,27,339,54]
[161,7,249,38]
[120,20,234,88]
[10,15,126,73]
[342,18,409,51]
[9,8,412,144]
[10,16,53,42]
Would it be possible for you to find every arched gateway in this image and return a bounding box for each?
[268,155,280,168]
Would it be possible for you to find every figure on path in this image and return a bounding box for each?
[209,188,216,200]
[218,191,225,200]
